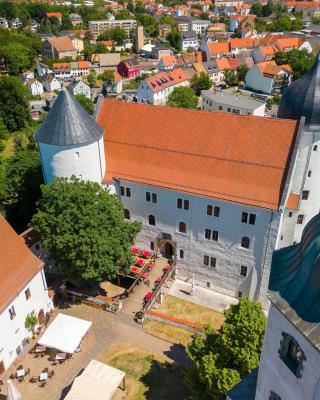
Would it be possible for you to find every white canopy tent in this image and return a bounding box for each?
[38,313,92,354]
[64,359,126,400]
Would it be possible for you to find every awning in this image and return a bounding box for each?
[64,359,125,400]
[38,313,92,353]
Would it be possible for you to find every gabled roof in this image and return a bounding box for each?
[34,88,103,146]
[256,61,292,77]
[230,38,257,49]
[145,68,187,93]
[275,37,305,51]
[0,216,44,313]
[98,100,298,210]
[47,36,75,53]
[159,55,177,67]
[208,41,231,55]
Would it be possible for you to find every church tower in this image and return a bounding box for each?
[34,88,106,184]
[277,55,320,247]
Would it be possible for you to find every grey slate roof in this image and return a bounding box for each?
[201,90,265,110]
[34,88,103,146]
[278,53,320,131]
[227,368,258,400]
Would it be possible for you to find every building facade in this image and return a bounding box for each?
[88,19,136,39]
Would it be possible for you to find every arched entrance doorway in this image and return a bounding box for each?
[159,240,176,259]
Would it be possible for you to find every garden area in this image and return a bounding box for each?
[100,342,190,400]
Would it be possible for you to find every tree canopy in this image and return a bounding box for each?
[75,94,94,115]
[191,72,212,96]
[167,86,198,109]
[166,29,182,52]
[32,177,142,285]
[97,27,128,44]
[0,76,31,132]
[187,298,266,399]
[274,48,315,79]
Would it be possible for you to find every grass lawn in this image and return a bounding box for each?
[143,319,194,347]
[100,342,190,400]
[158,295,225,330]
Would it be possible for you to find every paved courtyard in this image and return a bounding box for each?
[1,302,189,400]
[169,279,238,312]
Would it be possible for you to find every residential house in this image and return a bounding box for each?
[230,38,257,55]
[137,68,188,105]
[252,45,278,63]
[0,216,52,372]
[274,37,312,52]
[204,60,224,84]
[20,70,35,83]
[189,19,211,34]
[103,71,123,94]
[52,63,72,79]
[201,90,266,116]
[43,74,61,92]
[204,41,231,60]
[91,53,121,74]
[36,61,52,77]
[88,19,137,39]
[27,79,44,96]
[46,12,62,23]
[117,58,140,78]
[245,61,292,94]
[28,19,39,32]
[10,18,22,29]
[42,36,77,60]
[69,13,82,26]
[181,31,199,51]
[60,32,84,53]
[159,24,171,38]
[157,55,177,71]
[0,17,8,29]
[52,61,90,79]
[175,16,192,31]
[67,79,91,99]
[29,99,47,120]
[151,45,171,60]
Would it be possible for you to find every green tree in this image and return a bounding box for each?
[159,14,176,27]
[98,27,128,44]
[32,177,142,285]
[25,313,38,333]
[167,86,198,109]
[135,13,158,36]
[95,43,109,53]
[99,70,115,95]
[187,298,266,399]
[261,0,274,17]
[87,69,97,88]
[191,72,212,96]
[0,149,43,232]
[0,43,32,75]
[250,3,262,16]
[223,69,238,86]
[236,64,249,83]
[75,94,94,114]
[84,41,95,61]
[166,29,182,52]
[274,48,315,79]
[0,76,31,132]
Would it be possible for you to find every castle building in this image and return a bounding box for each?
[228,213,320,400]
[34,56,320,304]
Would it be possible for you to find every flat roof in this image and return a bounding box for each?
[201,90,266,110]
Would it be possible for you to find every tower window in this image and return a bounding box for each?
[179,249,184,259]
[146,192,151,202]
[238,291,243,298]
[278,332,306,378]
[178,221,187,233]
[240,265,248,277]
[150,241,154,250]
[313,145,318,151]
[75,151,80,159]
[210,257,216,268]
[288,212,292,217]
[302,190,309,200]
[177,198,189,210]
[148,214,156,226]
[152,193,157,203]
[120,186,125,196]
[307,170,312,177]
[203,255,209,265]
[126,188,131,197]
[241,236,250,249]
[297,215,304,224]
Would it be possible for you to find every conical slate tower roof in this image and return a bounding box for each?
[34,88,104,146]
[278,54,320,131]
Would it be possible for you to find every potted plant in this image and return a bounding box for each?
[25,313,38,334]
[135,310,145,324]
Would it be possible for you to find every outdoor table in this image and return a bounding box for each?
[35,345,46,353]
[147,263,155,271]
[141,250,150,258]
[39,372,48,381]
[163,265,171,271]
[56,353,66,360]
[130,247,139,255]
[130,266,140,274]
[135,259,144,267]
[141,272,148,279]
[156,277,162,283]
[144,292,152,301]
[16,369,25,378]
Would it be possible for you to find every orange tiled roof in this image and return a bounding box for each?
[146,68,187,93]
[0,216,44,313]
[53,62,71,71]
[257,61,292,77]
[97,100,298,210]
[230,38,257,49]
[46,11,62,18]
[114,71,122,82]
[261,45,277,56]
[285,193,300,209]
[285,1,319,7]
[215,57,232,71]
[275,37,304,51]
[47,36,75,53]
[78,60,89,69]
[208,41,231,55]
[160,55,177,67]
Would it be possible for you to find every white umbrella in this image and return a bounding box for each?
[7,379,22,400]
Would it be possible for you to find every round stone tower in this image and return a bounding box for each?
[34,88,106,184]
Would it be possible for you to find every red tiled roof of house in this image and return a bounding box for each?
[114,71,122,82]
[78,60,89,69]
[53,62,71,71]
[215,57,232,71]
[0,216,44,313]
[275,37,304,51]
[285,193,300,209]
[257,61,292,77]
[46,11,62,18]
[230,38,257,49]
[160,55,177,67]
[285,1,319,7]
[97,100,298,210]
[208,41,230,55]
[261,45,277,56]
[145,68,187,93]
[47,36,75,53]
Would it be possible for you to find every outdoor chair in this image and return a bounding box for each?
[29,376,37,383]
[39,381,46,388]
[18,377,24,383]
[51,360,58,366]
[25,368,31,376]
[9,373,15,380]
[33,353,39,359]
[17,365,23,370]
[43,368,49,373]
